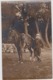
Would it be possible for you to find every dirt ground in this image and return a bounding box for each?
[2,47,52,80]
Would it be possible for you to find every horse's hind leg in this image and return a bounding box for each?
[28,47,33,61]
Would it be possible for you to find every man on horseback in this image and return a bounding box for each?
[8,4,43,63]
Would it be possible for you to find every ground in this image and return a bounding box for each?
[3,47,52,80]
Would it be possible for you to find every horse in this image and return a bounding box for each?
[8,29,24,62]
[8,29,42,62]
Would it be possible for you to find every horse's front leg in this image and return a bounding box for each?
[18,48,23,63]
[28,47,33,61]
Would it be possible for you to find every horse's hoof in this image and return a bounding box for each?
[21,61,23,64]
[33,58,36,62]
[18,61,20,63]
[30,57,32,61]
[37,59,41,62]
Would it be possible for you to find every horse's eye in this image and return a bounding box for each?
[9,31,11,34]
[9,37,12,40]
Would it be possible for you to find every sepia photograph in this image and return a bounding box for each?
[1,0,52,79]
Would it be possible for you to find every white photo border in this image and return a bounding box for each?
[0,0,53,80]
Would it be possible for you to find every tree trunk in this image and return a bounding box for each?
[24,21,28,34]
[35,21,46,47]
[35,21,39,33]
[45,19,50,48]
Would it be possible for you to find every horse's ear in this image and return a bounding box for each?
[9,27,12,32]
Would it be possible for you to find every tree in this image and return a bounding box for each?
[38,3,51,47]
[27,4,46,47]
[4,2,51,48]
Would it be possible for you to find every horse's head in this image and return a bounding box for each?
[8,29,19,43]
